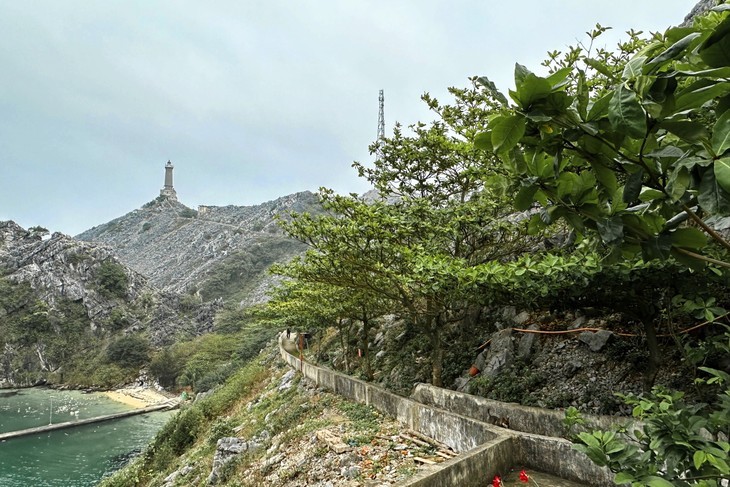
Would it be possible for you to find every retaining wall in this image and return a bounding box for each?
[411,383,628,438]
[279,335,616,486]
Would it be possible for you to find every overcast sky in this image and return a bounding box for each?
[1,1,695,236]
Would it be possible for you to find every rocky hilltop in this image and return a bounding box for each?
[76,192,318,303]
[0,221,218,386]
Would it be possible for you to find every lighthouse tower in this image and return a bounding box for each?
[160,160,178,200]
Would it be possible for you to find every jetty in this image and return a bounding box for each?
[0,398,179,442]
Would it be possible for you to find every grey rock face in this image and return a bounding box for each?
[481,328,514,377]
[0,221,216,384]
[207,436,264,484]
[76,192,317,304]
[517,324,540,359]
[578,330,613,352]
[681,0,718,26]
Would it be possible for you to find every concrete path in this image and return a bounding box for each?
[0,398,179,442]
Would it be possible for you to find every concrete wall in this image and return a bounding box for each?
[411,383,629,438]
[278,335,616,487]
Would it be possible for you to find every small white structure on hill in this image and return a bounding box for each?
[160,160,178,200]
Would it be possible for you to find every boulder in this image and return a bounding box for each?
[578,330,613,352]
[482,329,514,377]
[517,324,540,359]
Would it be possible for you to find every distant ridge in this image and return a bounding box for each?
[76,192,320,304]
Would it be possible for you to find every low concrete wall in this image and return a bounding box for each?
[279,335,615,487]
[401,435,516,487]
[279,335,500,454]
[411,383,627,437]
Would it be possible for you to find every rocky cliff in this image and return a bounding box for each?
[76,192,318,304]
[0,221,218,386]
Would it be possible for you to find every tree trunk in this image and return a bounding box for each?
[429,318,444,387]
[361,311,373,381]
[338,318,350,374]
[642,319,660,391]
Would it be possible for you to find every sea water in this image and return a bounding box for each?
[0,388,172,487]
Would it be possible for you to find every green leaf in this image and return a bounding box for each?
[670,227,707,250]
[514,63,532,85]
[644,476,675,487]
[645,33,701,73]
[700,15,730,68]
[623,170,644,204]
[577,71,589,120]
[692,450,707,470]
[527,214,546,235]
[667,166,691,201]
[590,160,618,195]
[584,57,614,78]
[491,115,526,153]
[597,217,624,245]
[623,55,647,79]
[699,168,730,214]
[475,76,509,106]
[473,131,493,151]
[675,80,730,112]
[513,73,552,109]
[546,66,572,89]
[661,120,708,143]
[613,472,634,484]
[639,188,665,202]
[587,92,613,121]
[609,84,647,139]
[515,185,538,211]
[712,110,730,156]
[715,157,730,193]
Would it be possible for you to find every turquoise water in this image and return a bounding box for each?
[0,388,172,486]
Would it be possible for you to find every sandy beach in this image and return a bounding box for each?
[103,386,176,409]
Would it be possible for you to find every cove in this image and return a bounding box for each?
[0,388,172,486]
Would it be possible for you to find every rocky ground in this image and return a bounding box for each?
[131,346,452,487]
[76,192,317,300]
[456,308,698,416]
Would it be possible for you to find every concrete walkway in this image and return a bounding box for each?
[0,398,179,442]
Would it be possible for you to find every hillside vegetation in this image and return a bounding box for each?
[0,221,217,388]
[101,341,433,487]
[94,4,730,486]
[77,192,316,299]
[262,6,730,485]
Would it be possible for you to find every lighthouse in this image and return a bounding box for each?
[160,160,178,200]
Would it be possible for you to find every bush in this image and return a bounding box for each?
[96,261,128,299]
[106,335,150,368]
[179,208,198,219]
[167,407,205,454]
[148,348,184,388]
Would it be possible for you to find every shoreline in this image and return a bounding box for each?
[103,386,176,409]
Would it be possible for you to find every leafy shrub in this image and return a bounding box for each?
[468,361,545,406]
[105,308,129,331]
[141,222,152,232]
[167,407,205,454]
[148,348,184,388]
[208,418,235,445]
[179,208,198,219]
[95,261,128,299]
[106,335,150,368]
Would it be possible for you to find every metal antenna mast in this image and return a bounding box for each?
[376,89,385,159]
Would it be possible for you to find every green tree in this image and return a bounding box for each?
[478,10,730,269]
[106,335,150,368]
[471,5,730,484]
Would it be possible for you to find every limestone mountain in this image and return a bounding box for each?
[76,192,319,305]
[0,221,218,387]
